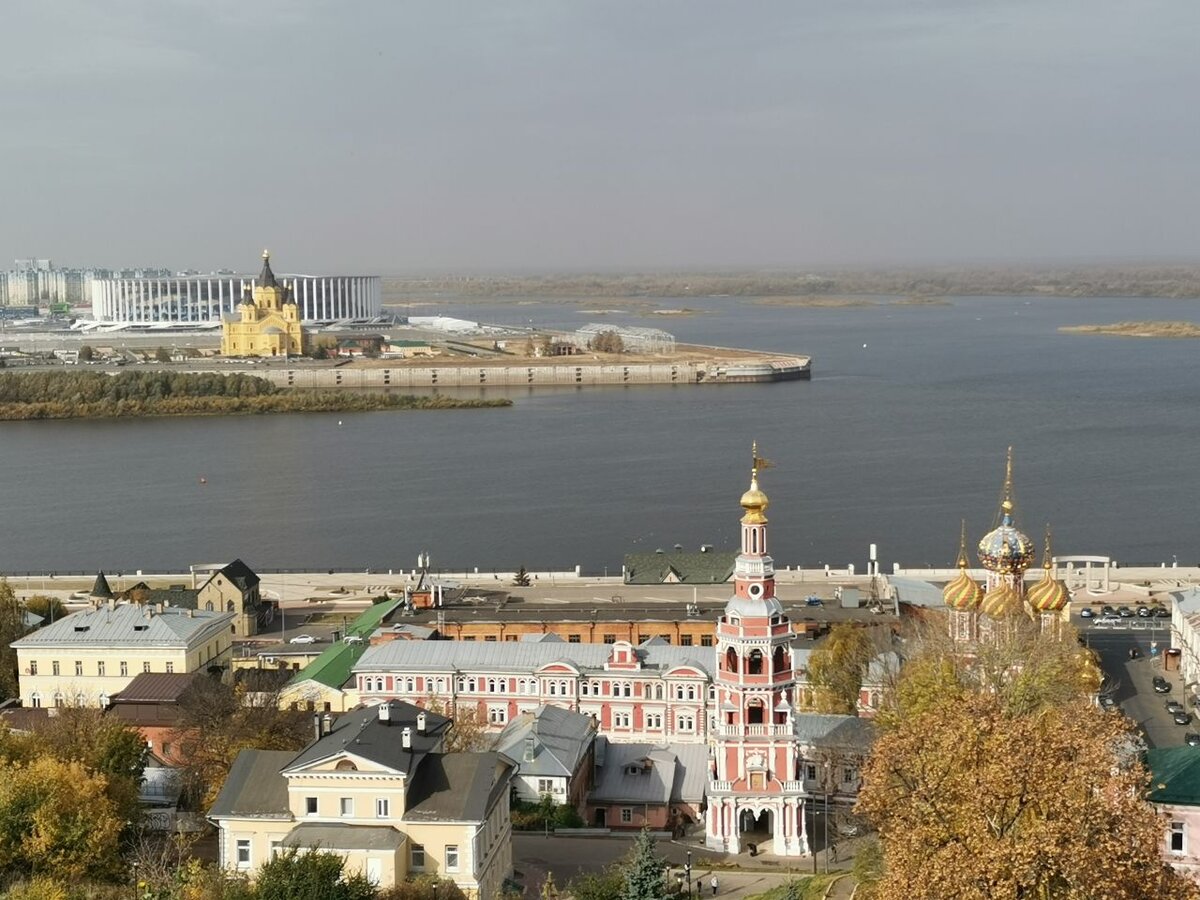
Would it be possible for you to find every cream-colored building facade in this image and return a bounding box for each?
[220,251,308,358]
[10,600,234,708]
[209,702,514,900]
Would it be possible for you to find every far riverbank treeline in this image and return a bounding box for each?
[0,371,510,420]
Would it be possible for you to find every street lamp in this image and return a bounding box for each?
[685,849,692,899]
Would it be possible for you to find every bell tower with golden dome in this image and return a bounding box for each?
[707,444,808,858]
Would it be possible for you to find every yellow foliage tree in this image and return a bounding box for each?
[0,756,124,880]
[806,623,878,714]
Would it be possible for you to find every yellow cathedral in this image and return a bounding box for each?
[221,251,309,357]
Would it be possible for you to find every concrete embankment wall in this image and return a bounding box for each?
[224,357,809,389]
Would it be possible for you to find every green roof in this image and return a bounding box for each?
[1147,747,1200,805]
[624,551,735,585]
[287,599,400,690]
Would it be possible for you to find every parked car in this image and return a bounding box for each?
[1137,606,1152,617]
[1154,676,1172,694]
[289,634,318,644]
[1174,711,1193,726]
[1166,700,1185,714]
[344,635,364,644]
[1080,608,1095,619]
[1095,615,1123,627]
[1118,607,1134,618]
[1186,733,1200,747]
[1155,607,1172,618]
[805,596,823,607]
[1102,605,1116,616]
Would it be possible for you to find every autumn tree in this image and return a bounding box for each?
[26,706,147,833]
[858,617,1197,899]
[171,676,311,809]
[588,330,625,353]
[78,344,95,362]
[421,694,490,752]
[23,593,66,624]
[155,346,171,363]
[806,623,877,714]
[0,756,125,880]
[377,877,468,900]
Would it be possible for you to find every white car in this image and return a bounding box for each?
[1094,615,1123,628]
[289,634,318,644]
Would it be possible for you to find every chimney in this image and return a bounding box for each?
[401,727,412,749]
[378,704,391,725]
[322,713,333,736]
[524,735,536,763]
[155,602,164,614]
[187,609,195,618]
[107,598,116,611]
[417,711,427,734]
[312,713,322,743]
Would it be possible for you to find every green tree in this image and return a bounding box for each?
[512,566,531,587]
[569,867,626,900]
[0,579,28,698]
[155,346,171,363]
[78,344,94,362]
[22,594,66,624]
[623,829,667,900]
[253,848,375,900]
[806,623,876,714]
[377,877,467,900]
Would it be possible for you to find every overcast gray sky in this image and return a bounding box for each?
[3,1,1198,273]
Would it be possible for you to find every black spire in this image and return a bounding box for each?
[91,571,114,600]
[258,249,278,288]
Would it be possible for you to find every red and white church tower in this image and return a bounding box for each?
[706,445,808,856]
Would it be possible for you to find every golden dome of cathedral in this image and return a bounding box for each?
[1027,527,1070,612]
[943,522,984,611]
[740,442,770,524]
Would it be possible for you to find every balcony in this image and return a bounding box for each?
[718,724,795,738]
[710,780,733,793]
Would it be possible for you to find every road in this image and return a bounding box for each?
[1077,614,1189,749]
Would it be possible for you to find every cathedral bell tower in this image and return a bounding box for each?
[707,444,809,857]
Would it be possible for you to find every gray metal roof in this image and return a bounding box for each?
[590,740,709,805]
[793,713,876,750]
[1174,588,1200,617]
[284,700,451,775]
[495,706,596,779]
[403,752,513,823]
[354,640,715,678]
[889,576,949,608]
[10,602,234,648]
[207,749,293,819]
[282,823,406,851]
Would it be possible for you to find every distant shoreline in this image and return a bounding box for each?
[1058,321,1200,338]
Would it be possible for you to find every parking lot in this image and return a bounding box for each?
[1077,612,1191,749]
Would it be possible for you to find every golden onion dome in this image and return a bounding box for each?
[981,581,1022,618]
[740,442,770,525]
[944,569,984,611]
[943,521,983,610]
[1028,526,1069,612]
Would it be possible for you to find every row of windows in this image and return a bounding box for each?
[459,633,716,646]
[607,711,694,731]
[234,838,459,872]
[360,674,710,700]
[304,795,390,818]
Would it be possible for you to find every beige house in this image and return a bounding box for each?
[209,701,514,899]
[115,560,266,639]
[9,599,234,708]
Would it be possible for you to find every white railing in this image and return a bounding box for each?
[710,780,733,792]
[719,724,794,738]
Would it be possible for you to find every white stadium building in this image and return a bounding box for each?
[89,273,381,325]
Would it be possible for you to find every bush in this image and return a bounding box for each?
[376,877,467,900]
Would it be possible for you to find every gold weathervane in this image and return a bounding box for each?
[751,441,774,478]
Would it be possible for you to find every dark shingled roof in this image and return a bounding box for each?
[284,700,451,775]
[91,572,114,600]
[259,252,278,288]
[403,752,513,823]
[207,749,294,819]
[623,551,735,585]
[283,823,406,851]
[215,559,260,592]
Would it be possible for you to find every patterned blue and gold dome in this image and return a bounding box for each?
[977,448,1035,576]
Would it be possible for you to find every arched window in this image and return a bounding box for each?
[725,647,738,673]
[772,645,785,673]
[227,600,235,612]
[748,649,764,676]
[29,693,40,708]
[53,692,64,708]
[205,602,213,611]
[653,683,664,700]
[335,759,358,771]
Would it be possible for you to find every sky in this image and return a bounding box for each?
[3,0,1198,273]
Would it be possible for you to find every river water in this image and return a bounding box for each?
[3,294,1199,573]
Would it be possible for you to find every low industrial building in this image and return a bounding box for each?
[209,700,514,898]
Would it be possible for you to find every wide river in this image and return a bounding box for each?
[3,294,1199,574]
